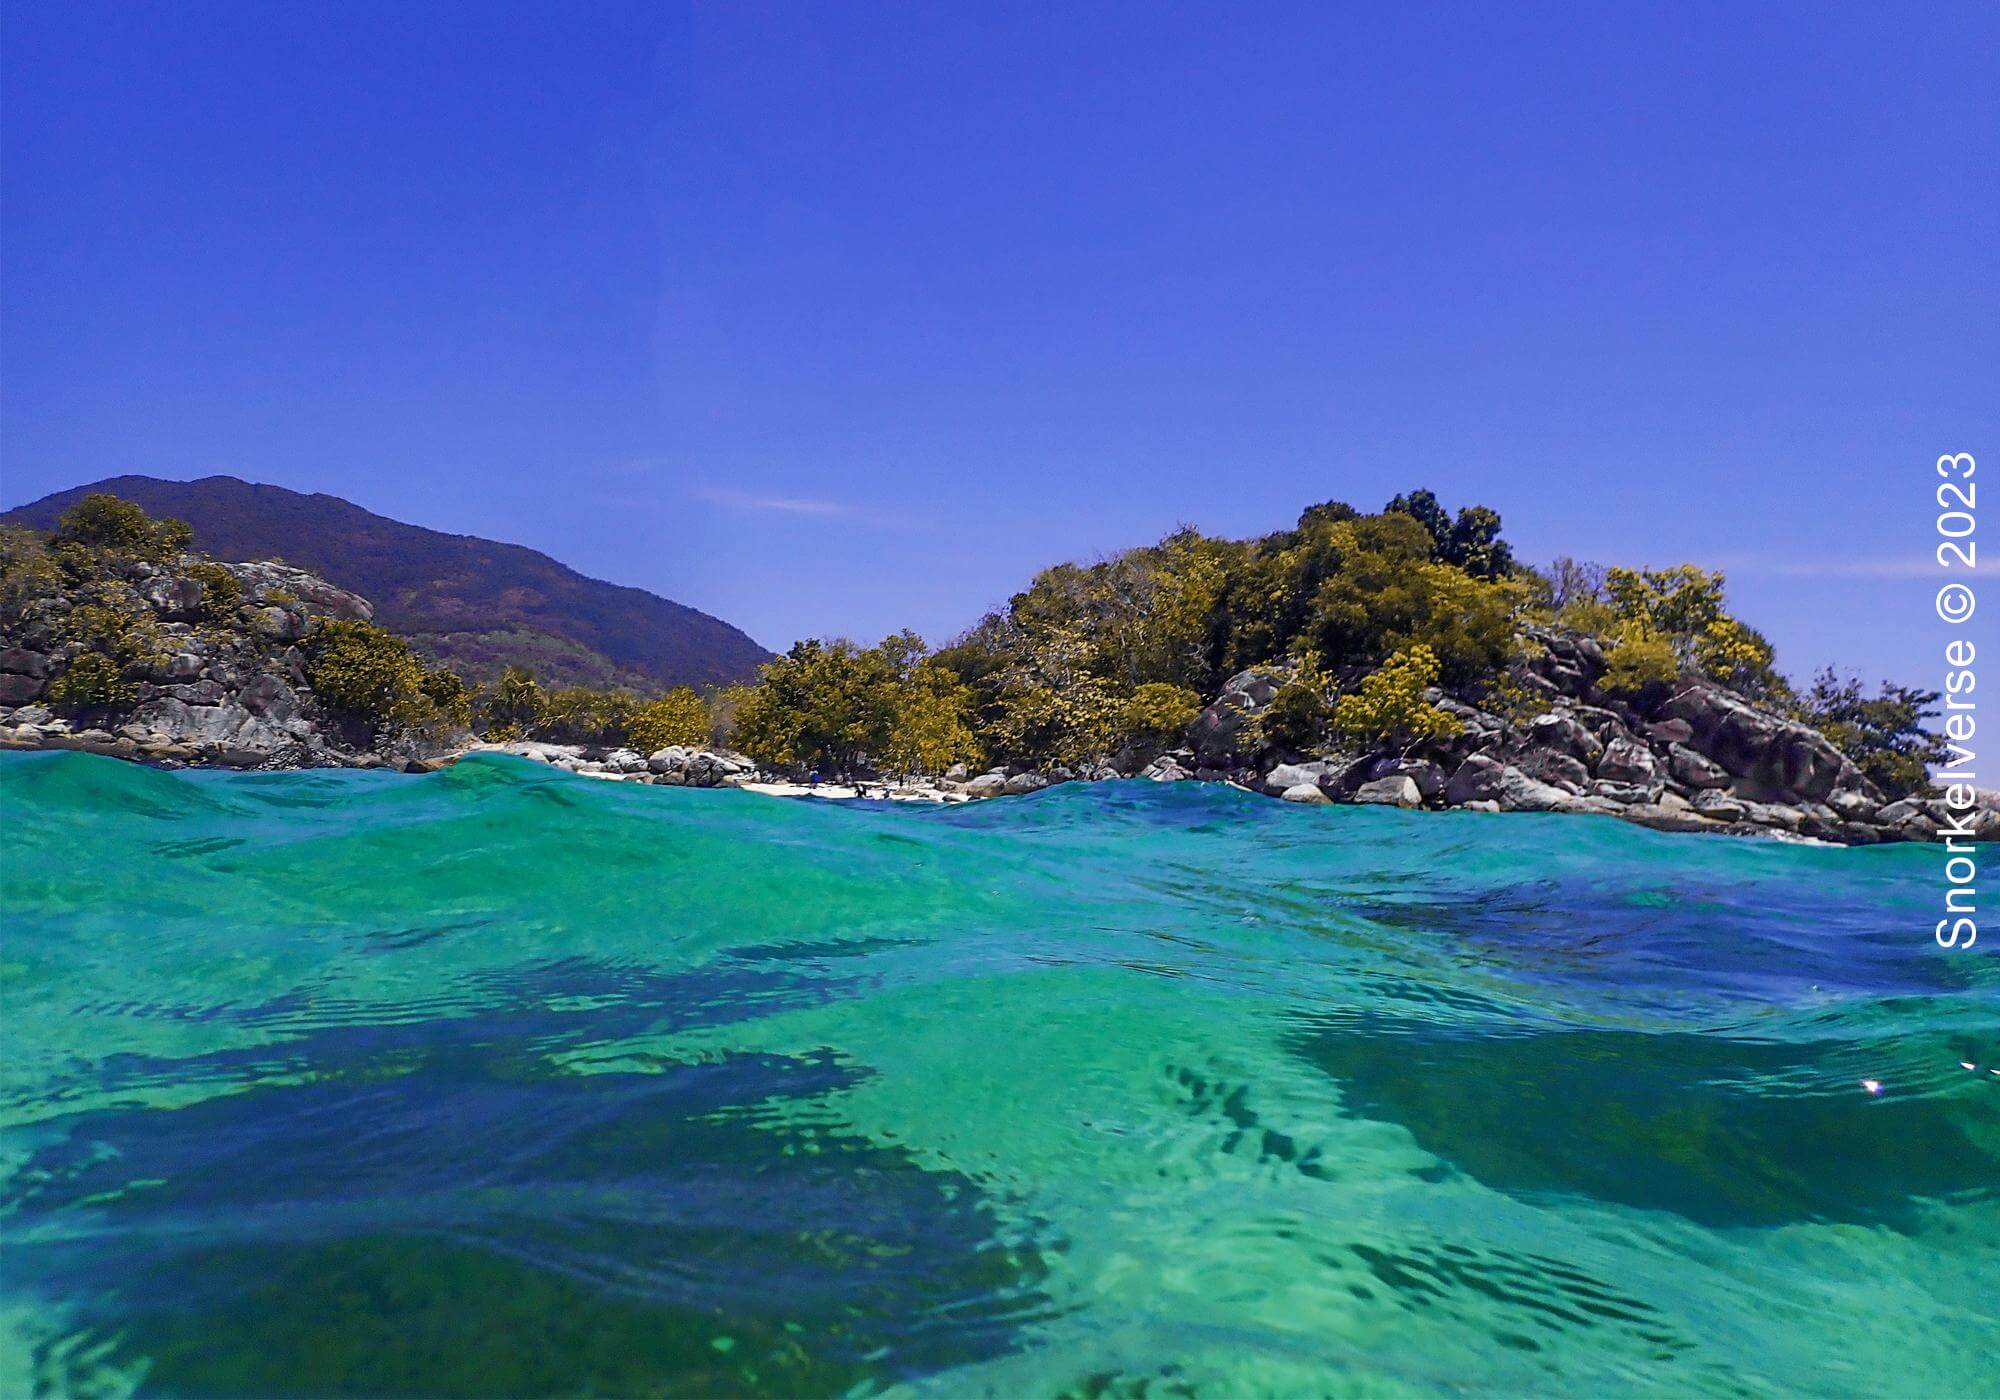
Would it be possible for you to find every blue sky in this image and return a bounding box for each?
[3,2,1995,687]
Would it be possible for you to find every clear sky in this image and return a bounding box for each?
[3,2,1995,688]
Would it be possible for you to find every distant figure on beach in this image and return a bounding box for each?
[808,769,820,788]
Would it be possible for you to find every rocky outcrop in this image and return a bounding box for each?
[0,554,441,771]
[469,740,756,788]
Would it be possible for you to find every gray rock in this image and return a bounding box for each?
[1189,669,1283,767]
[1667,743,1730,790]
[0,647,51,678]
[1280,781,1331,804]
[1597,737,1658,785]
[0,672,44,705]
[1646,718,1695,745]
[1445,753,1569,812]
[1262,760,1331,796]
[1660,681,1867,804]
[145,576,205,620]
[251,606,307,642]
[1516,749,1591,789]
[1691,789,1747,821]
[1354,775,1422,808]
[1588,780,1654,805]
[1737,800,1806,832]
[1002,772,1050,796]
[165,651,204,680]
[1141,755,1192,783]
[963,772,1008,798]
[943,762,970,783]
[1528,712,1605,764]
[164,680,229,706]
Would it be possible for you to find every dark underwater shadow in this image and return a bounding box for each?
[1292,1013,2000,1231]
[7,958,1056,1398]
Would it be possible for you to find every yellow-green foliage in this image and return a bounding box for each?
[988,623,1122,767]
[419,667,473,730]
[480,666,547,737]
[1575,564,1781,697]
[730,638,901,773]
[0,525,61,620]
[885,659,981,774]
[47,652,137,711]
[540,685,638,745]
[1694,616,1776,691]
[730,633,985,775]
[627,687,712,753]
[1599,626,1680,696]
[1261,656,1332,752]
[1117,682,1201,754]
[60,595,166,669]
[1332,645,1463,747]
[302,618,450,732]
[185,562,244,621]
[53,494,194,561]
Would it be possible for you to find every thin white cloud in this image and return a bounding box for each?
[693,486,846,516]
[1718,556,2000,580]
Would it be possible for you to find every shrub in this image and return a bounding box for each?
[60,597,166,669]
[53,494,193,561]
[1262,681,1328,752]
[540,685,637,745]
[885,661,981,774]
[420,667,473,731]
[627,687,712,753]
[480,666,547,737]
[48,652,137,711]
[1117,682,1202,754]
[185,562,244,621]
[1599,630,1680,696]
[0,525,62,622]
[1331,645,1463,747]
[301,619,431,730]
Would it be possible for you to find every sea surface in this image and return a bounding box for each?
[2,750,1995,1397]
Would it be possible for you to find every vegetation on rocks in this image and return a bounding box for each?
[1330,645,1462,746]
[299,618,468,736]
[719,488,1947,821]
[1793,669,1946,800]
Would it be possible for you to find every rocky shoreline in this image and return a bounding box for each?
[2,549,1990,846]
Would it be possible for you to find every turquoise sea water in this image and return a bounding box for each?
[1,750,1995,1397]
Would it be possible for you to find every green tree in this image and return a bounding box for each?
[730,639,900,775]
[419,667,473,731]
[53,494,194,561]
[1797,669,1945,799]
[885,659,982,774]
[627,687,712,753]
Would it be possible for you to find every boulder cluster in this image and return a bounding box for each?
[4,553,1989,846]
[0,558,446,771]
[940,628,1997,844]
[473,740,755,787]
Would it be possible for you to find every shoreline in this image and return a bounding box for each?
[5,720,1994,846]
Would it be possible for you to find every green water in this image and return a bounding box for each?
[1,751,1995,1396]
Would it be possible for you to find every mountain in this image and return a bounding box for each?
[2,476,772,691]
